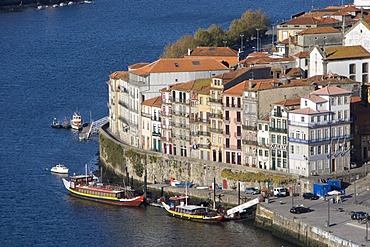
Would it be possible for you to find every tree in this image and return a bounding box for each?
[161,9,270,58]
[160,35,197,58]
[228,9,270,48]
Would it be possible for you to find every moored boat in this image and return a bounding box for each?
[51,164,69,174]
[51,117,62,128]
[161,196,223,222]
[70,112,83,130]
[62,174,145,206]
[169,177,193,187]
[61,117,71,129]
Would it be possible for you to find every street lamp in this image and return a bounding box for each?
[326,198,330,227]
[256,29,260,52]
[240,34,244,51]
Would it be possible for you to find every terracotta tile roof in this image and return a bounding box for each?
[128,63,150,70]
[298,26,340,35]
[313,85,352,95]
[351,96,361,103]
[109,71,128,80]
[213,67,251,84]
[305,74,356,85]
[240,55,294,66]
[170,78,212,92]
[290,107,319,115]
[340,4,361,13]
[364,13,370,24]
[224,81,248,96]
[302,94,327,103]
[316,17,341,25]
[187,47,238,56]
[273,98,301,106]
[293,51,309,58]
[198,85,211,95]
[142,96,162,107]
[282,16,318,25]
[246,52,269,58]
[286,68,303,78]
[324,45,370,60]
[131,58,228,76]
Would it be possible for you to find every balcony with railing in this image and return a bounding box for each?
[242,125,257,131]
[152,116,161,122]
[269,127,287,133]
[197,131,210,137]
[198,143,211,149]
[209,98,222,104]
[242,140,258,145]
[210,113,222,119]
[141,112,151,118]
[118,100,129,109]
[173,98,190,104]
[210,128,223,134]
[152,131,161,137]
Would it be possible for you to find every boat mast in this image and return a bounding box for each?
[185,184,188,206]
[85,164,88,184]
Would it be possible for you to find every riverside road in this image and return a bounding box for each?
[149,169,370,246]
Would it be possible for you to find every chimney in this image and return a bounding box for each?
[248,79,253,90]
[188,48,192,56]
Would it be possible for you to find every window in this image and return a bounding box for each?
[199,97,203,105]
[363,62,368,73]
[363,74,368,83]
[259,150,263,156]
[271,134,276,143]
[305,100,307,106]
[349,64,356,74]
[277,135,281,144]
[290,145,294,154]
[318,145,322,154]
[301,116,304,122]
[265,150,269,157]
[259,124,262,130]
[283,136,287,144]
[265,124,268,131]
[310,146,315,155]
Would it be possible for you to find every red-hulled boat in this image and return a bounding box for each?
[62,174,144,206]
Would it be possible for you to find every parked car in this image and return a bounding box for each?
[351,211,369,221]
[303,192,319,200]
[290,206,312,214]
[274,187,289,197]
[245,187,260,195]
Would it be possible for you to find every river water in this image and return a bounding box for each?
[0,0,348,246]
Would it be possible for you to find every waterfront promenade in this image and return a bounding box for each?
[149,173,370,247]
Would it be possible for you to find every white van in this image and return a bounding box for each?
[273,187,288,196]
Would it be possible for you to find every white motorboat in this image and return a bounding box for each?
[70,112,83,130]
[51,164,69,174]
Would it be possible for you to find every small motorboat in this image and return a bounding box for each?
[51,118,62,128]
[61,117,71,129]
[51,164,69,174]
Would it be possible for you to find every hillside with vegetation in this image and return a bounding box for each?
[161,9,270,58]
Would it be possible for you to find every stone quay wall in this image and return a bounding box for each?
[98,127,298,192]
[255,205,360,247]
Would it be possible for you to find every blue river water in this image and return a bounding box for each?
[0,0,349,246]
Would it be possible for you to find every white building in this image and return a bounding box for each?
[344,19,370,53]
[308,45,370,83]
[256,118,270,170]
[288,86,352,177]
[354,0,370,9]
